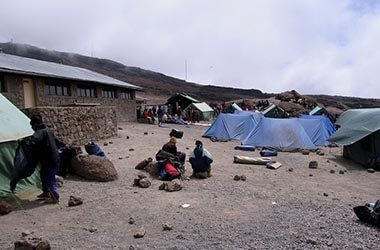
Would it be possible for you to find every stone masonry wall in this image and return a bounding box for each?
[23,106,117,145]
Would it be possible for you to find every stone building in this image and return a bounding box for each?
[0,53,142,122]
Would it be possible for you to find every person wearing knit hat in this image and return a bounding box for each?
[161,136,186,165]
[169,136,177,144]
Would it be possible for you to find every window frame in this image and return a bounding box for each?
[120,90,133,100]
[46,81,70,96]
[77,85,97,98]
[101,88,117,99]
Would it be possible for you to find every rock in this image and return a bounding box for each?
[118,127,123,130]
[143,132,148,135]
[135,158,153,170]
[309,174,313,177]
[158,183,166,190]
[14,237,50,250]
[317,151,325,156]
[176,234,186,240]
[88,227,98,233]
[326,160,330,163]
[118,156,123,160]
[129,148,135,151]
[134,227,145,238]
[109,141,113,144]
[306,238,317,245]
[165,179,183,192]
[288,168,294,172]
[327,241,333,247]
[68,195,83,207]
[339,170,345,175]
[128,217,135,224]
[126,136,130,139]
[103,142,108,146]
[137,174,147,179]
[308,161,318,169]
[186,147,190,150]
[240,175,247,181]
[55,175,64,187]
[0,200,12,215]
[323,193,329,197]
[233,175,241,181]
[138,178,151,188]
[162,223,173,231]
[330,170,335,174]
[368,168,375,173]
[21,230,32,237]
[71,155,118,182]
[302,150,310,155]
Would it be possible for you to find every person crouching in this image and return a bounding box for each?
[189,140,213,179]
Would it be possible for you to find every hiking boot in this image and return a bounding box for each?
[37,192,51,200]
[43,197,59,204]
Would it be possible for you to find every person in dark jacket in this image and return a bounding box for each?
[29,114,60,204]
[189,140,213,179]
[161,137,186,164]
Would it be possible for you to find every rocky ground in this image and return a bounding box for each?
[0,122,379,249]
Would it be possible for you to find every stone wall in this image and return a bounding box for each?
[1,73,138,122]
[23,106,117,145]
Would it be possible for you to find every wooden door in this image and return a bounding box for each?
[23,78,36,108]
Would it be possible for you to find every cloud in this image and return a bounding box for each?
[0,0,380,97]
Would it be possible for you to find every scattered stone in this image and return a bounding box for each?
[327,241,333,247]
[165,179,183,192]
[233,175,241,181]
[103,142,108,146]
[176,234,186,240]
[158,183,166,190]
[134,227,145,238]
[118,156,123,160]
[118,127,123,130]
[326,160,330,163]
[309,161,318,169]
[368,168,375,173]
[126,136,130,139]
[306,238,317,245]
[129,148,135,151]
[68,195,83,207]
[184,177,191,181]
[0,200,12,215]
[339,170,345,175]
[138,178,151,188]
[240,175,247,181]
[128,217,135,225]
[309,174,313,177]
[162,223,173,231]
[138,174,147,179]
[323,193,329,197]
[109,141,113,144]
[84,227,98,233]
[143,132,148,135]
[288,168,294,172]
[330,169,335,174]
[135,158,152,170]
[14,237,50,250]
[151,132,154,134]
[186,147,190,150]
[55,175,64,187]
[317,151,325,156]
[71,155,118,182]
[21,230,32,237]
[302,150,310,155]
[129,245,143,250]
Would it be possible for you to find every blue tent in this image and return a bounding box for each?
[298,118,332,146]
[203,112,262,141]
[299,114,336,135]
[243,118,316,151]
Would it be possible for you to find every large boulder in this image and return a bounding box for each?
[0,200,12,215]
[71,155,118,182]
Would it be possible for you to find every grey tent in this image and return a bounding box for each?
[328,108,380,165]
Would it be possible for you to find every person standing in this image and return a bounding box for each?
[29,114,60,204]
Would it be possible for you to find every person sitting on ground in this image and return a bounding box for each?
[189,140,213,179]
[143,108,153,124]
[29,114,60,204]
[157,136,186,165]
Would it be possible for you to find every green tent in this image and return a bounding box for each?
[0,93,41,198]
[184,102,214,121]
[309,106,329,116]
[224,103,242,113]
[262,104,285,118]
[328,108,380,165]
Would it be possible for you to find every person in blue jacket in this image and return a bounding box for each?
[189,140,213,179]
[29,114,60,204]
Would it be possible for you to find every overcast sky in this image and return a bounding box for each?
[1,0,379,97]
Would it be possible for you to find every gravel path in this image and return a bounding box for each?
[1,122,379,249]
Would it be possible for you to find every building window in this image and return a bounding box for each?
[121,90,133,100]
[0,74,5,92]
[77,85,96,97]
[102,88,116,98]
[46,81,69,96]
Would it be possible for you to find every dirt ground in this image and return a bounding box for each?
[1,122,379,250]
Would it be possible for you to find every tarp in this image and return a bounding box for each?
[299,115,336,146]
[0,93,34,143]
[328,108,380,145]
[0,93,41,198]
[243,118,316,151]
[203,112,262,141]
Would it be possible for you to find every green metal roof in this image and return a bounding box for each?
[0,93,34,143]
[262,104,284,115]
[309,106,327,116]
[185,102,213,112]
